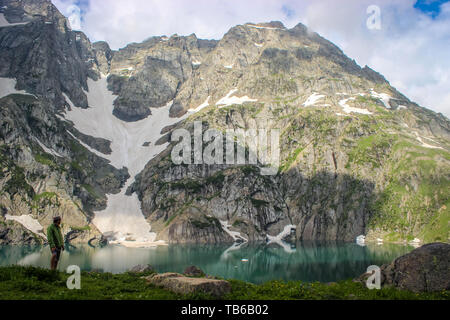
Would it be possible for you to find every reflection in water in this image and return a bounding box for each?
[0,241,415,284]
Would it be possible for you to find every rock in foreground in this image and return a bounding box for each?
[183,265,205,277]
[129,264,155,273]
[144,272,231,297]
[357,242,450,292]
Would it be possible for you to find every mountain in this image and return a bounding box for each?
[0,0,448,246]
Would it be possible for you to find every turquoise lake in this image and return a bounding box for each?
[0,242,415,283]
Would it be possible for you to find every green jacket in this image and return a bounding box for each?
[47,223,63,248]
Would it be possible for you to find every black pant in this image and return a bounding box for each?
[51,247,61,261]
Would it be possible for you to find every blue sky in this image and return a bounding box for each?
[52,0,450,117]
[415,0,450,17]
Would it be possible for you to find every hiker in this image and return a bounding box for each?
[47,216,64,270]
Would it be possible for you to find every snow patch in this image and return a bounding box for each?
[66,130,109,158]
[216,88,257,107]
[220,220,247,242]
[247,24,282,30]
[5,214,46,239]
[0,77,35,98]
[63,76,189,245]
[266,225,296,253]
[339,97,373,115]
[397,105,407,110]
[302,92,324,107]
[0,13,29,27]
[370,90,392,109]
[415,132,443,149]
[33,136,63,158]
[188,96,210,113]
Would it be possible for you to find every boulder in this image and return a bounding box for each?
[357,242,450,292]
[144,272,231,297]
[129,264,155,273]
[183,265,205,277]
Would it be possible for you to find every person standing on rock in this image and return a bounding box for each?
[47,216,64,270]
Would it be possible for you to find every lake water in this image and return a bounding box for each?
[0,242,415,283]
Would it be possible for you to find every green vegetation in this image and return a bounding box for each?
[368,139,450,242]
[240,165,259,175]
[82,184,100,198]
[250,198,270,208]
[205,172,225,185]
[346,133,394,168]
[33,192,57,202]
[4,165,35,199]
[34,153,57,167]
[190,215,222,230]
[0,266,448,300]
[170,179,203,193]
[280,146,304,172]
[70,225,91,232]
[32,192,59,210]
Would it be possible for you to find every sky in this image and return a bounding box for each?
[51,0,450,118]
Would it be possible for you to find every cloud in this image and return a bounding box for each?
[67,4,81,30]
[50,0,450,117]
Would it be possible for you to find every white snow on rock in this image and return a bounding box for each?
[188,96,210,113]
[397,105,407,110]
[339,97,373,115]
[5,214,47,239]
[216,88,257,107]
[0,13,29,27]
[220,220,247,242]
[192,60,202,66]
[33,136,63,158]
[302,92,325,107]
[66,130,109,158]
[267,224,295,242]
[370,90,392,109]
[356,235,366,246]
[0,77,35,98]
[266,224,296,253]
[62,76,189,246]
[246,24,283,30]
[415,132,443,149]
[254,43,263,47]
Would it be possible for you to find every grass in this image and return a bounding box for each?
[0,265,448,300]
[70,225,91,232]
[346,133,393,169]
[33,192,57,202]
[368,138,450,242]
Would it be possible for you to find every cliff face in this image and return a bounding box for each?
[0,1,449,245]
[0,0,128,245]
